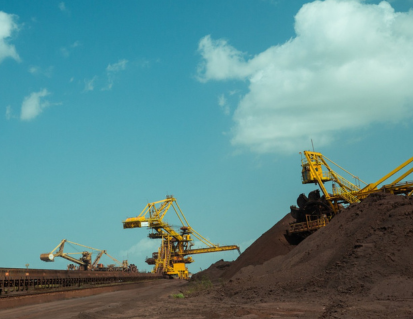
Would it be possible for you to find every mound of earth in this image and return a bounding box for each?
[220,212,296,281]
[213,193,413,305]
[190,259,232,283]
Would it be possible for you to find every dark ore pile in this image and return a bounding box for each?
[220,212,296,281]
[192,193,413,318]
[190,259,232,283]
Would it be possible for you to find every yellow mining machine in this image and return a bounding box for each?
[40,239,137,272]
[288,151,413,236]
[123,196,240,279]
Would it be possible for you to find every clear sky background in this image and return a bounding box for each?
[1,0,413,273]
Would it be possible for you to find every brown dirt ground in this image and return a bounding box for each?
[3,193,413,318]
[0,279,325,318]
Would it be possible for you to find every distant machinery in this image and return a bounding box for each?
[288,151,413,236]
[123,196,240,279]
[40,239,137,272]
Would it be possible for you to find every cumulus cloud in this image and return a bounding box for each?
[197,36,252,82]
[197,0,413,154]
[0,11,20,64]
[20,89,50,121]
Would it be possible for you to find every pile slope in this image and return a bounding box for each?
[218,193,413,302]
[220,213,296,281]
[190,259,232,283]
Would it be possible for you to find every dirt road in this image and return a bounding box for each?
[3,278,401,318]
[0,280,186,319]
[0,279,325,319]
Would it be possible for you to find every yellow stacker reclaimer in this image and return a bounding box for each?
[288,151,413,237]
[123,196,240,279]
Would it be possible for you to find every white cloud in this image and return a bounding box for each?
[59,2,66,11]
[28,65,53,77]
[218,94,230,115]
[197,0,413,154]
[5,105,12,120]
[60,41,80,57]
[119,237,159,271]
[58,2,70,14]
[28,66,39,74]
[84,76,97,92]
[106,59,128,72]
[103,59,128,90]
[60,47,69,57]
[20,89,50,121]
[197,36,252,82]
[0,11,20,64]
[136,58,151,68]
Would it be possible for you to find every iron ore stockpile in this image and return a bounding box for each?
[192,193,413,318]
[192,213,296,283]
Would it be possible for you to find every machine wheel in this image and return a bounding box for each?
[290,190,333,223]
[303,200,332,219]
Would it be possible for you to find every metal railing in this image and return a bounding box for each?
[288,216,329,234]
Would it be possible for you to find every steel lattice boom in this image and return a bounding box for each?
[123,196,240,279]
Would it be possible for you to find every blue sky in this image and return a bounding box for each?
[1,0,413,272]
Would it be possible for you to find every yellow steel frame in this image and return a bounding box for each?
[288,151,413,236]
[42,239,124,269]
[300,151,413,213]
[123,196,240,279]
[288,215,329,234]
